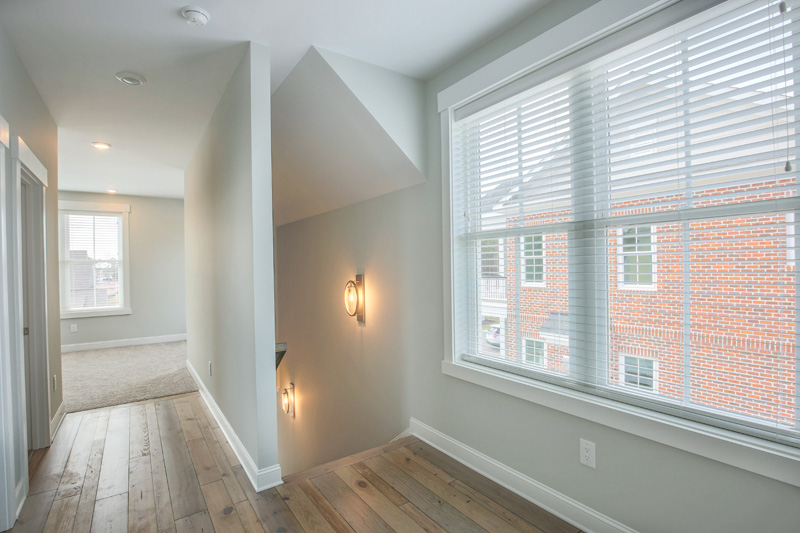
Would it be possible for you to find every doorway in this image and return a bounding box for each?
[17,160,50,453]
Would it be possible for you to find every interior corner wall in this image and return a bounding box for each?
[58,191,186,346]
[274,1,800,531]
[184,41,278,472]
[0,17,60,515]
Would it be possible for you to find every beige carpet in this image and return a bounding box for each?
[61,341,198,413]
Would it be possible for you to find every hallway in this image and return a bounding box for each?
[12,392,578,533]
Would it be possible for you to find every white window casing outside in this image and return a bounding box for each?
[440,0,800,488]
[58,200,131,319]
[619,354,659,392]
[617,226,657,290]
[522,234,546,286]
[524,338,547,367]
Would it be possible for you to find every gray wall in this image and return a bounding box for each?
[59,191,186,346]
[274,1,800,531]
[185,42,279,470]
[0,18,60,509]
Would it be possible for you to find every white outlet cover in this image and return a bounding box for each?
[70,323,78,332]
[580,438,596,469]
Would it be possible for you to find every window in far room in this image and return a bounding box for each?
[58,201,131,318]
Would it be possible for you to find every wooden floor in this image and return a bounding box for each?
[13,392,580,533]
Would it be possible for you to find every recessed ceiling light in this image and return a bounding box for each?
[181,6,210,26]
[91,142,112,150]
[115,72,146,86]
[107,189,118,194]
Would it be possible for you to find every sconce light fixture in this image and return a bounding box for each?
[282,383,295,418]
[344,274,364,323]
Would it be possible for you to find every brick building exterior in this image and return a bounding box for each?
[484,180,797,428]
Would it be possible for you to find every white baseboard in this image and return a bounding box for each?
[391,427,413,441]
[185,361,282,492]
[61,334,187,353]
[14,475,27,523]
[409,418,638,533]
[49,402,65,443]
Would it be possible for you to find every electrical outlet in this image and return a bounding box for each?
[70,324,78,333]
[208,361,212,377]
[579,438,596,469]
[53,374,57,391]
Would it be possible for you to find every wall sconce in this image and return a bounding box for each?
[344,274,365,323]
[282,383,294,418]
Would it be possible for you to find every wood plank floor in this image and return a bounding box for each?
[14,392,581,532]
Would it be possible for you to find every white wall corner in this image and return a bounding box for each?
[256,464,283,491]
[49,402,65,443]
[186,360,282,492]
[272,47,426,226]
[409,417,638,533]
[315,46,427,174]
[61,333,187,353]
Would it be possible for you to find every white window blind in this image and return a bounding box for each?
[59,205,129,315]
[452,0,799,447]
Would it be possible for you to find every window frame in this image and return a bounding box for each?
[58,200,132,319]
[439,0,800,489]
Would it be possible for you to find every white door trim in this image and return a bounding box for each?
[0,113,17,531]
[0,130,51,528]
[15,157,50,451]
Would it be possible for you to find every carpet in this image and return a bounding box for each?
[61,341,198,413]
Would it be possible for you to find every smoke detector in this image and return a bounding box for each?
[181,6,210,26]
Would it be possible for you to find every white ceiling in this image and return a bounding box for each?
[0,0,550,199]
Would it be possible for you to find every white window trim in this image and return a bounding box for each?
[617,354,659,393]
[616,226,657,291]
[521,234,546,287]
[58,200,131,319]
[523,338,547,368]
[439,0,800,489]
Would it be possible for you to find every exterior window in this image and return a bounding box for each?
[522,234,544,284]
[481,238,502,278]
[58,201,131,318]
[621,356,657,391]
[619,227,654,288]
[524,339,546,367]
[449,0,800,449]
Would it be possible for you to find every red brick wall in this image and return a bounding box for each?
[490,181,797,426]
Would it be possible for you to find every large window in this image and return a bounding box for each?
[450,0,799,448]
[58,201,131,318]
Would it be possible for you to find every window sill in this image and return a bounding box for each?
[617,283,657,291]
[442,358,800,488]
[60,308,132,319]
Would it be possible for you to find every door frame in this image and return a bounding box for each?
[0,120,50,530]
[0,113,15,532]
[14,142,50,452]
